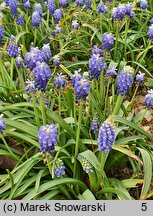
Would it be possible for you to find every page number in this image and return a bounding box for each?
[141,203,147,211]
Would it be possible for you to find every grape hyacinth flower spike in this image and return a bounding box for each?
[33,61,51,91]
[144,89,153,108]
[97,1,107,14]
[47,0,56,15]
[7,35,19,58]
[16,55,24,68]
[71,68,82,86]
[140,0,148,10]
[60,0,67,8]
[16,15,24,26]
[117,66,134,95]
[38,124,58,153]
[23,0,31,10]
[54,73,66,89]
[150,18,153,25]
[85,0,91,9]
[102,33,114,51]
[53,9,63,24]
[106,64,117,77]
[91,113,100,133]
[0,114,6,134]
[89,53,106,80]
[73,73,90,100]
[0,24,4,45]
[8,0,18,17]
[75,0,84,6]
[32,11,42,28]
[34,3,43,16]
[54,159,66,177]
[136,71,145,83]
[97,120,116,154]
[148,24,153,41]
[53,55,60,66]
[41,44,52,63]
[25,46,40,70]
[25,80,36,93]
[91,45,103,55]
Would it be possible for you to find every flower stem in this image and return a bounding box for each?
[104,77,111,118]
[124,19,129,60]
[112,94,123,115]
[39,94,46,125]
[128,84,139,110]
[58,89,61,140]
[95,151,107,191]
[32,94,41,128]
[34,28,37,45]
[10,58,14,81]
[114,23,119,61]
[74,100,83,179]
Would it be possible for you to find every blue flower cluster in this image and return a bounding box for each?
[0,24,4,45]
[53,55,60,66]
[25,47,40,70]
[77,154,93,173]
[16,55,24,68]
[102,33,114,51]
[38,124,58,153]
[54,159,66,177]
[136,71,145,83]
[34,3,43,16]
[60,0,67,8]
[32,11,42,28]
[150,18,153,25]
[7,35,19,58]
[0,114,6,134]
[148,24,153,41]
[89,53,106,79]
[54,73,66,88]
[106,64,117,77]
[47,0,56,15]
[8,0,18,17]
[33,61,51,91]
[75,0,84,6]
[16,16,24,26]
[23,0,31,10]
[140,0,148,10]
[117,66,134,95]
[25,44,52,70]
[85,0,91,9]
[53,9,63,24]
[75,75,90,100]
[71,69,90,100]
[112,3,135,21]
[91,113,100,133]
[47,0,55,15]
[71,69,82,86]
[144,89,153,107]
[41,44,52,63]
[91,45,102,55]
[25,80,36,93]
[97,121,116,154]
[97,1,107,14]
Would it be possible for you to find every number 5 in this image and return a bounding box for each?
[141,203,147,211]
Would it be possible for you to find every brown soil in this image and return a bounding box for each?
[134,94,153,136]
